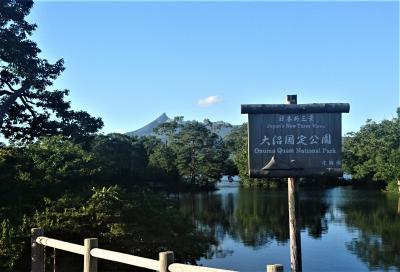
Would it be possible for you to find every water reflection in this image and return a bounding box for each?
[340,191,400,271]
[179,186,400,271]
[180,187,330,246]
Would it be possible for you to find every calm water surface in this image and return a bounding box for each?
[178,185,400,272]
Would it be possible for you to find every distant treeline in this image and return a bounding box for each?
[3,107,398,217]
[0,118,240,209]
[343,108,400,193]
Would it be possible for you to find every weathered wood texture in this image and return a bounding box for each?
[288,178,302,272]
[169,263,238,272]
[397,179,400,194]
[34,234,237,272]
[241,103,350,114]
[397,197,400,215]
[31,228,44,272]
[36,236,84,255]
[250,168,342,178]
[286,96,301,272]
[159,251,174,272]
[90,248,159,270]
[84,238,98,272]
[266,264,284,272]
[247,113,343,178]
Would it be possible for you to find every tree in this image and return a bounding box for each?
[140,135,162,156]
[91,133,148,185]
[203,118,232,135]
[172,121,228,187]
[148,144,179,177]
[343,108,400,192]
[153,116,183,145]
[30,186,214,267]
[0,136,99,214]
[0,0,103,142]
[26,135,98,194]
[0,145,34,210]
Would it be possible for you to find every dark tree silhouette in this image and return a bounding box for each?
[0,0,103,142]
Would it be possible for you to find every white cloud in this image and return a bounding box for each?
[197,95,222,107]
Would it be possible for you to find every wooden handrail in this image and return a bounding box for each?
[32,231,242,272]
[169,263,238,272]
[36,236,84,255]
[90,248,159,270]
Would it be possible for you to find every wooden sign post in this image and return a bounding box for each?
[286,95,301,272]
[241,95,349,272]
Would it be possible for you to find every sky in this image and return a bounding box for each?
[28,1,399,135]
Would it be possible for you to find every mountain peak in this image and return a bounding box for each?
[126,113,237,138]
[126,113,170,137]
[156,113,169,122]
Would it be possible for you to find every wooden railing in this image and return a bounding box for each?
[30,228,239,272]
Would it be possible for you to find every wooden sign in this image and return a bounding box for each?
[241,103,350,178]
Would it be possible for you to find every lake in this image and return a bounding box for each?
[178,184,400,272]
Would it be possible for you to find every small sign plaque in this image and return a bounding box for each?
[241,103,350,177]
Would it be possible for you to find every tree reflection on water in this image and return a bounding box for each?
[179,186,400,271]
[340,190,400,271]
[178,187,329,250]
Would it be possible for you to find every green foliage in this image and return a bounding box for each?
[172,121,228,187]
[27,136,98,187]
[0,219,21,271]
[140,135,162,156]
[0,0,103,143]
[91,134,148,185]
[0,217,30,272]
[222,158,238,177]
[0,146,36,213]
[0,136,99,216]
[343,109,400,192]
[32,186,214,264]
[386,180,399,194]
[148,144,180,183]
[0,119,236,270]
[153,118,231,188]
[154,116,184,145]
[0,185,215,271]
[233,125,254,186]
[224,123,247,154]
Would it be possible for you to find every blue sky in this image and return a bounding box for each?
[28,1,399,134]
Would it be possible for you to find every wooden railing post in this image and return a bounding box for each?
[267,264,284,272]
[397,196,400,215]
[159,251,174,272]
[84,238,98,272]
[31,228,44,272]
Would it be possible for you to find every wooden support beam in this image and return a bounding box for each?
[31,228,44,272]
[159,251,174,272]
[267,264,284,272]
[83,238,98,272]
